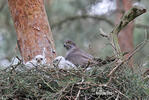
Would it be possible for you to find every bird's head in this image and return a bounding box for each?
[64,40,76,50]
[34,55,46,65]
[53,56,65,65]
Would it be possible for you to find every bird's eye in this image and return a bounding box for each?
[53,59,58,63]
[67,41,70,44]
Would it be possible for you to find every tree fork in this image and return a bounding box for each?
[8,0,56,63]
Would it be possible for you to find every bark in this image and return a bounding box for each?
[8,0,56,63]
[116,0,134,66]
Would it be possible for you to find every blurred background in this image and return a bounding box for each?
[0,0,149,67]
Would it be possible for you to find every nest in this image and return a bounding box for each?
[0,59,148,100]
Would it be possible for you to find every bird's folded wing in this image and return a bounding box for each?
[65,48,94,66]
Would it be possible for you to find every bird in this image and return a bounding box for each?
[53,56,77,70]
[33,55,46,65]
[64,40,116,68]
[25,55,47,68]
[64,40,96,67]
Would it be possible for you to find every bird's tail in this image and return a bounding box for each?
[94,56,116,66]
[94,52,129,66]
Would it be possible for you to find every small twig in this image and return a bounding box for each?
[106,76,113,86]
[74,74,85,100]
[53,83,71,99]
[99,28,110,40]
[16,56,22,62]
[115,93,120,100]
[40,77,57,92]
[75,82,129,100]
[105,86,129,100]
[53,58,63,79]
[75,89,81,100]
[70,84,75,98]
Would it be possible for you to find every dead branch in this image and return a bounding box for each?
[112,5,146,36]
[110,5,146,56]
[135,24,149,29]
[51,15,114,28]
[108,29,148,77]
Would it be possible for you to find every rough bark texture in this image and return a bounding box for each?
[8,0,56,63]
[116,0,134,66]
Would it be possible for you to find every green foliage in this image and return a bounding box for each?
[0,62,148,99]
[0,0,148,60]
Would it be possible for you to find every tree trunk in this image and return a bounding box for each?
[116,0,134,66]
[8,0,56,63]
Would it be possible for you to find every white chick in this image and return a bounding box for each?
[53,56,77,70]
[25,55,46,68]
[34,55,46,65]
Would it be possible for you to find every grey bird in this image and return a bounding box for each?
[64,40,95,67]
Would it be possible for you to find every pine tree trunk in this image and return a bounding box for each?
[8,0,56,63]
[116,0,134,66]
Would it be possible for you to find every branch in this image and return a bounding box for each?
[108,29,148,77]
[112,5,146,35]
[110,5,146,56]
[0,0,6,12]
[51,12,148,32]
[51,15,114,28]
[135,24,149,29]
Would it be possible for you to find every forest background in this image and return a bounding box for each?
[0,0,148,68]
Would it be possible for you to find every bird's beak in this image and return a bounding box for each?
[53,60,57,64]
[64,42,70,50]
[64,44,66,47]
[64,43,66,47]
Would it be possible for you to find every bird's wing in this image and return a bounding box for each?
[79,49,93,59]
[65,48,94,66]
